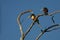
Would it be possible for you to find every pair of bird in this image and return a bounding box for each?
[30,7,53,23]
[29,7,55,28]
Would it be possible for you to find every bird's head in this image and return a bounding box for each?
[31,14,35,19]
[43,7,48,13]
[28,14,36,20]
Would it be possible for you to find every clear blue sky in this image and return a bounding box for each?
[0,0,60,40]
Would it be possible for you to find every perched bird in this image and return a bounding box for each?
[30,14,39,24]
[43,7,48,15]
[42,7,55,24]
[29,14,42,30]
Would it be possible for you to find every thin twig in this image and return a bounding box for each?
[45,24,59,31]
[46,24,60,32]
[25,21,35,36]
[36,24,60,40]
[49,10,60,16]
[36,31,45,40]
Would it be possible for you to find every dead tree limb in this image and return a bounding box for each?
[17,12,24,40]
[17,10,36,40]
[17,10,60,40]
[25,21,35,36]
[36,24,60,40]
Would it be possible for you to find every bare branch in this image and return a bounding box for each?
[49,10,60,16]
[46,27,60,32]
[46,24,60,32]
[36,24,60,40]
[17,12,24,40]
[17,10,60,40]
[25,21,35,36]
[36,31,45,40]
[45,24,59,31]
[17,10,33,40]
[37,14,44,18]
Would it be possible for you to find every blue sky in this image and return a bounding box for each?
[0,0,60,40]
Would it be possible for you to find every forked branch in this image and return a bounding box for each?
[17,10,60,40]
[17,10,36,40]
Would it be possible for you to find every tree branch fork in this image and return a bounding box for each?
[17,10,60,40]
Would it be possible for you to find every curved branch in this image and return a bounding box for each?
[17,12,24,40]
[46,24,60,32]
[17,10,33,40]
[36,24,60,40]
[46,24,59,31]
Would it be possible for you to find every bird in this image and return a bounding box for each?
[29,14,42,30]
[43,7,48,15]
[42,7,55,24]
[30,14,39,24]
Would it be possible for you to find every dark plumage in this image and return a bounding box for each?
[43,7,48,15]
[42,7,55,24]
[30,14,39,24]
